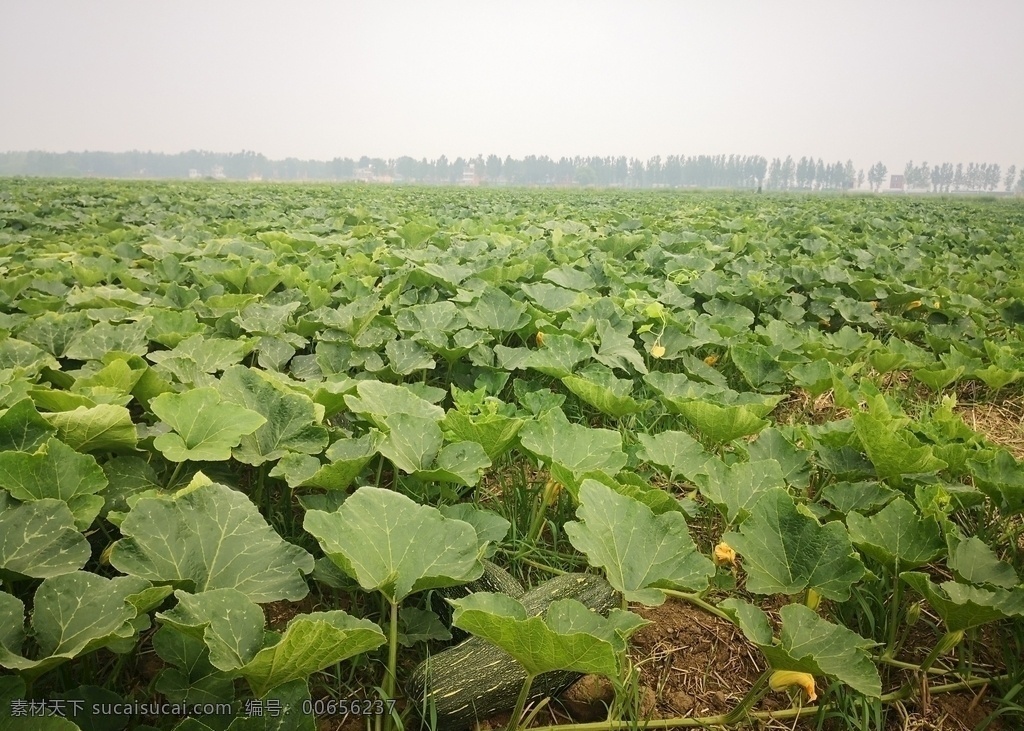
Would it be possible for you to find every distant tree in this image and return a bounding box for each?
[485,154,502,181]
[780,156,795,189]
[1005,165,1017,193]
[857,168,865,189]
[451,157,466,184]
[435,155,449,183]
[986,163,1001,192]
[953,163,964,191]
[394,156,417,181]
[867,162,887,192]
[767,158,782,189]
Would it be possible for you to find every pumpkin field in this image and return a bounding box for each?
[0,178,1023,731]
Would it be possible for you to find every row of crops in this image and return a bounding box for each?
[0,179,1023,730]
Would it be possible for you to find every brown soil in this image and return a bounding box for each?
[263,594,318,631]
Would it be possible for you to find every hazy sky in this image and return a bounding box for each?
[3,1,1022,170]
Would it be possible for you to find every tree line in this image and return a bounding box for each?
[0,149,1020,192]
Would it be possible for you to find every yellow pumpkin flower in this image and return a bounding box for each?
[713,542,737,568]
[651,343,666,359]
[770,670,817,702]
[703,354,719,366]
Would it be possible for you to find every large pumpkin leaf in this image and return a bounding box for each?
[0,437,107,529]
[673,400,769,444]
[0,572,165,680]
[946,534,1019,589]
[853,411,946,479]
[0,398,55,452]
[636,430,712,481]
[216,366,328,466]
[524,334,594,378]
[694,459,787,525]
[110,479,314,602]
[153,625,235,706]
[157,588,385,697]
[565,480,714,604]
[846,497,945,569]
[450,593,646,676]
[900,573,1024,632]
[0,493,89,579]
[441,409,524,461]
[269,433,381,491]
[150,388,267,463]
[724,488,865,601]
[42,404,138,452]
[722,599,881,698]
[967,449,1024,515]
[303,485,483,603]
[562,364,652,417]
[343,380,444,430]
[519,410,626,491]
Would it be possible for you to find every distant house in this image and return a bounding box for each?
[211,165,226,180]
[461,163,480,186]
[889,174,905,191]
[248,172,263,181]
[188,169,200,179]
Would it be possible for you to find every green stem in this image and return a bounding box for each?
[921,630,965,672]
[525,673,1014,730]
[874,654,949,675]
[383,600,399,731]
[525,480,559,546]
[661,589,736,624]
[506,673,536,731]
[516,557,568,576]
[722,670,770,724]
[886,565,902,655]
[166,461,184,489]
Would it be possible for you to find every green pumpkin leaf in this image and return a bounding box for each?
[42,405,137,452]
[303,486,483,603]
[722,599,881,698]
[562,364,652,417]
[441,409,524,461]
[450,593,645,677]
[526,334,594,378]
[674,400,769,444]
[0,493,89,579]
[519,410,626,490]
[343,380,444,430]
[216,366,328,466]
[0,438,107,529]
[947,534,1019,589]
[153,625,235,706]
[269,433,380,491]
[900,572,1024,632]
[636,430,712,482]
[967,449,1024,515]
[414,441,492,486]
[439,504,510,558]
[150,388,267,463]
[0,572,154,680]
[158,588,386,697]
[724,488,865,601]
[110,481,313,603]
[0,398,55,452]
[846,497,945,569]
[379,413,443,474]
[853,411,947,479]
[565,480,714,604]
[695,459,787,525]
